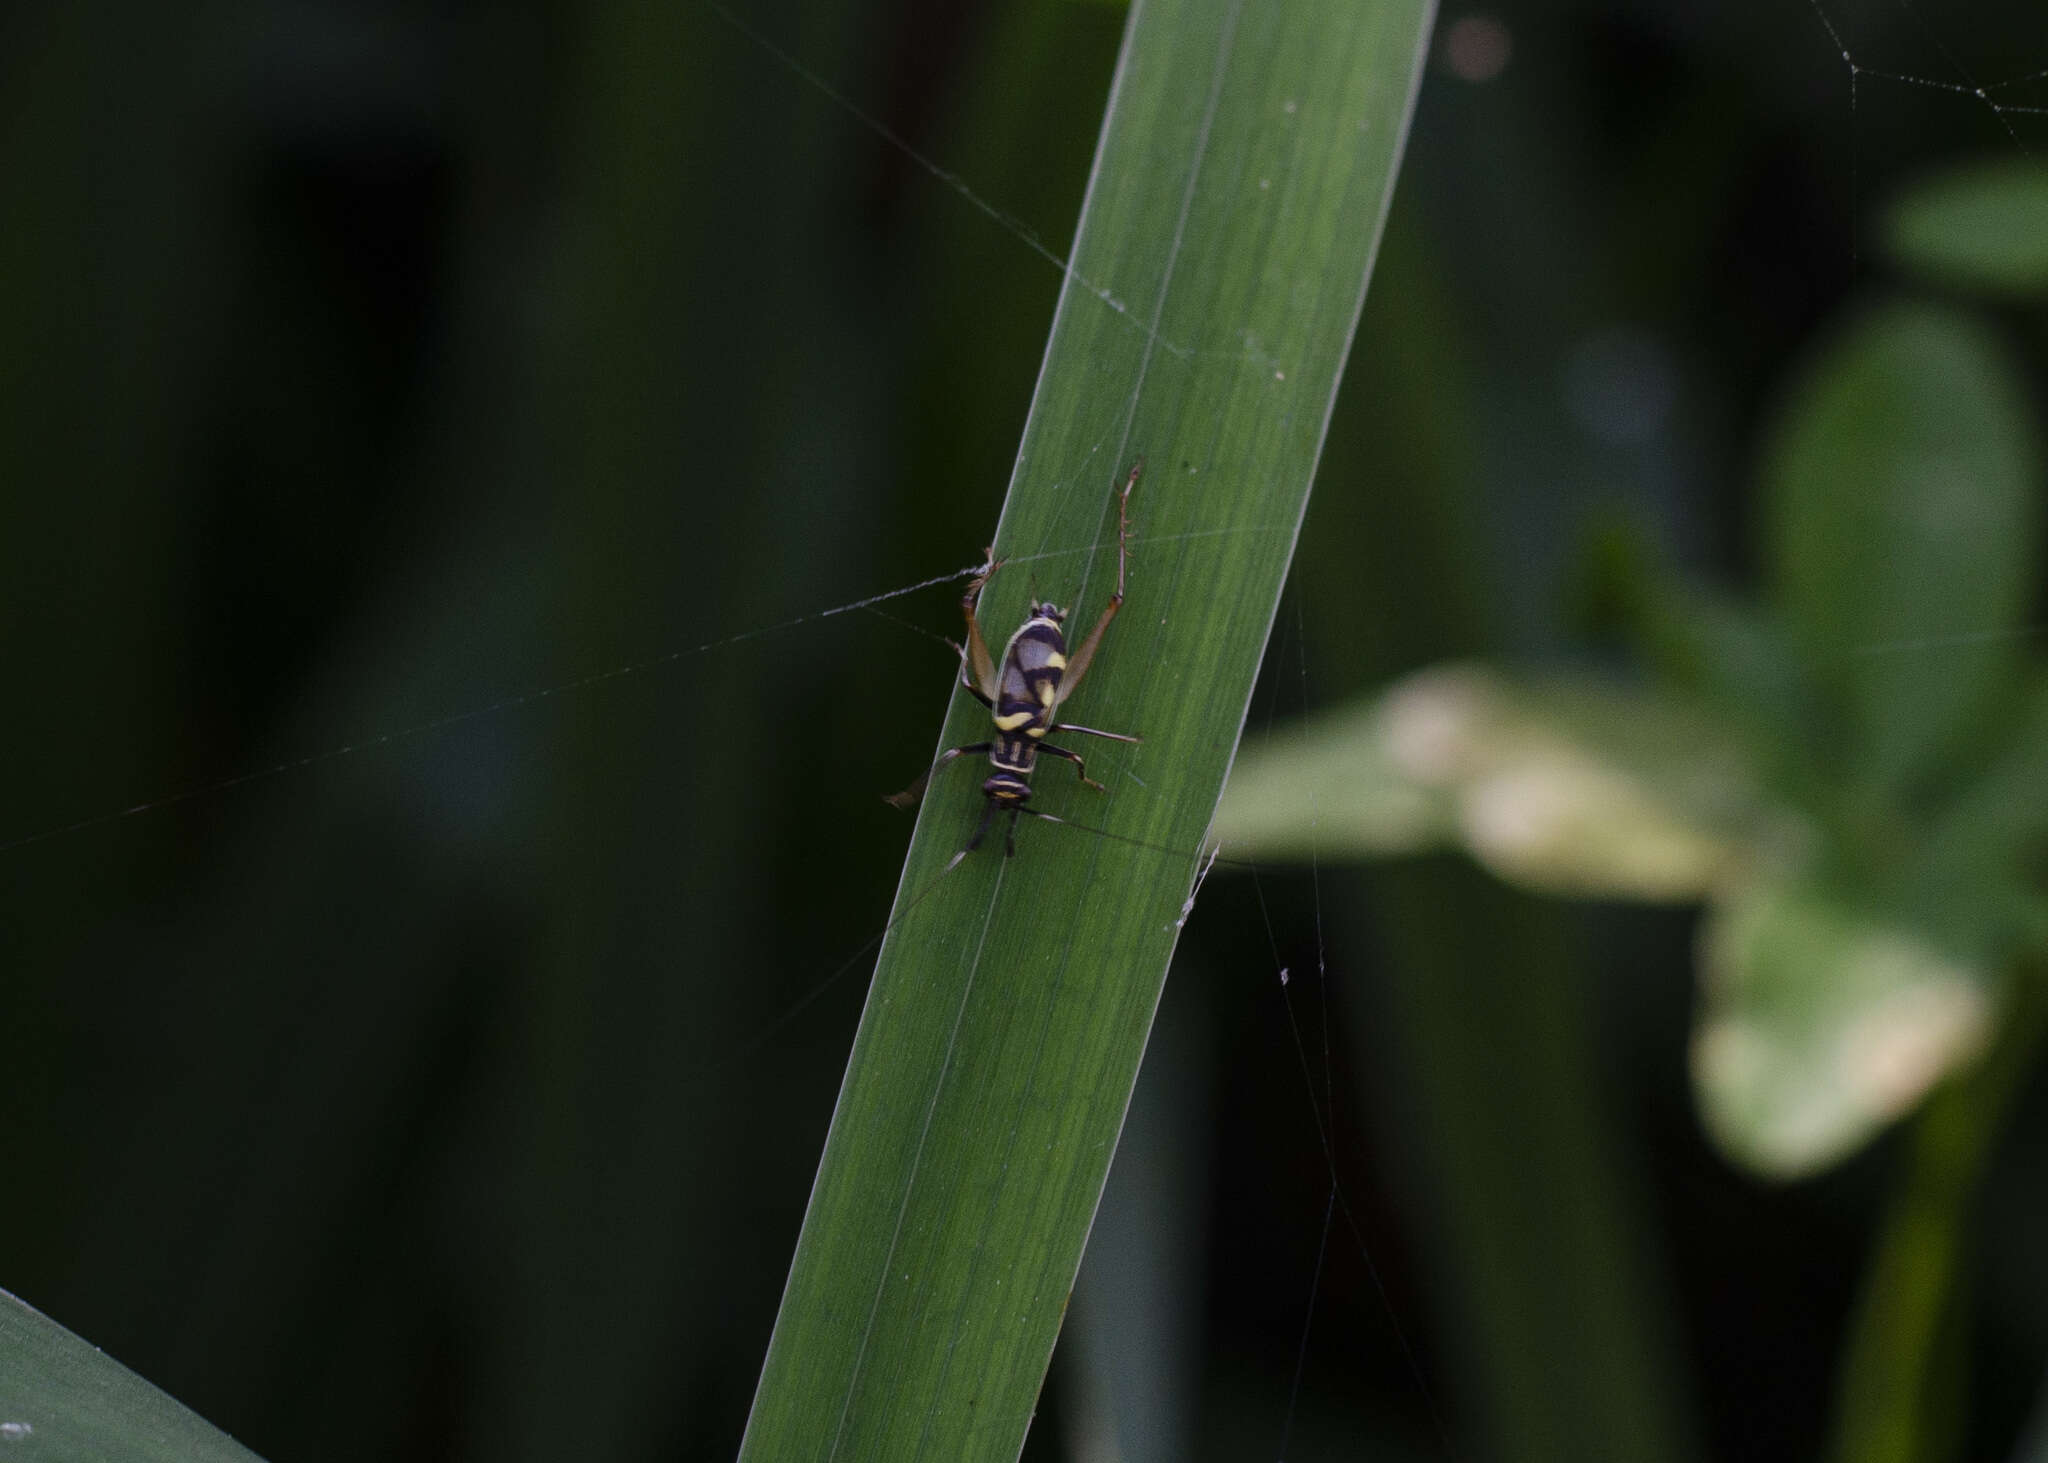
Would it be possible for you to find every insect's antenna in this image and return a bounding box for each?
[684,844,972,1084]
[1023,809,1258,872]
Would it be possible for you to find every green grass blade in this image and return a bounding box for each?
[742,0,1435,1456]
[0,1291,265,1463]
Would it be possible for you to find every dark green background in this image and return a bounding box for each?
[3,1,2043,1460]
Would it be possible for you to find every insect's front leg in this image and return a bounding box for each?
[886,742,993,809]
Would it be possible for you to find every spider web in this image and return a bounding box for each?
[1806,0,2048,154]
[7,1,2047,1460]
[8,2,2041,854]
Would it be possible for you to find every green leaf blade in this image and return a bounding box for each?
[741,0,1435,1456]
[0,1291,265,1463]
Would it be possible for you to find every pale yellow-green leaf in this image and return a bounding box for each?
[1218,664,1767,900]
[1692,879,1995,1178]
[1208,693,1455,859]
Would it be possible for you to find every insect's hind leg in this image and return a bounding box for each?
[947,644,993,708]
[1035,741,1105,792]
[1053,461,1141,706]
[959,547,1005,703]
[960,797,1002,855]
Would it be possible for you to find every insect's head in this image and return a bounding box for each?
[1030,600,1068,623]
[983,770,1032,804]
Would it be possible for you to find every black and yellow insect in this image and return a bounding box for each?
[889,461,1143,857]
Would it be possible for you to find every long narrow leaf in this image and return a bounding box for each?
[0,1291,263,1463]
[743,1,1434,1456]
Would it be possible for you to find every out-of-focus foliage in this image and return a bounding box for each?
[1216,664,1770,897]
[1219,183,2048,1180]
[1765,305,2038,815]
[1695,875,1994,1176]
[9,2,2048,1460]
[1886,161,2048,298]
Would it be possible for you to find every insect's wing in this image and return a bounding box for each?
[995,620,1065,730]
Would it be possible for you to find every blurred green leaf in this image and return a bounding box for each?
[1886,159,2048,298]
[1219,641,2043,1179]
[1210,692,1456,860]
[1217,665,1772,900]
[741,1,1436,1456]
[0,1291,263,1463]
[1915,674,2048,952]
[1692,878,1995,1178]
[1588,521,1823,791]
[1765,303,2040,808]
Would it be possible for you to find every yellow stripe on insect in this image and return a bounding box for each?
[993,710,1036,731]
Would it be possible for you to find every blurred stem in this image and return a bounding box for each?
[1828,961,2048,1463]
[1312,198,1697,1461]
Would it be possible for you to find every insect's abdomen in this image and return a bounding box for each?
[993,617,1066,739]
